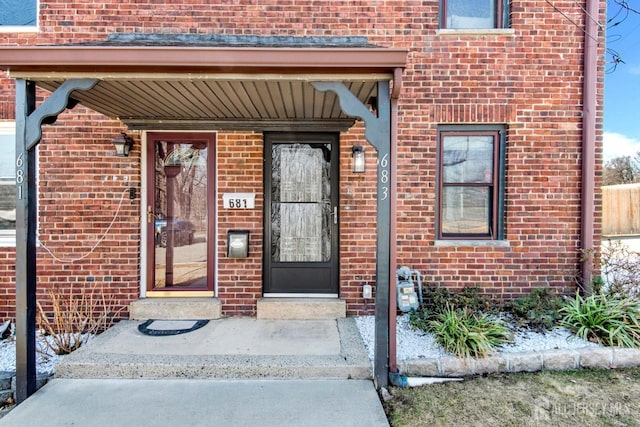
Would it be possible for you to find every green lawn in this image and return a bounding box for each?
[384,367,640,427]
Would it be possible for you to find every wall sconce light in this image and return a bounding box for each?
[112,132,134,157]
[352,145,365,173]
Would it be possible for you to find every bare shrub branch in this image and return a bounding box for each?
[601,239,640,299]
[578,240,640,298]
[37,286,125,356]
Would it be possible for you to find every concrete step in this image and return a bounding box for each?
[129,298,222,320]
[54,318,372,381]
[257,298,346,320]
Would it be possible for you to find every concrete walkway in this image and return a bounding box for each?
[1,318,388,426]
[0,378,388,426]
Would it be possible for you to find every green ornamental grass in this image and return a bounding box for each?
[560,293,640,348]
[427,305,512,359]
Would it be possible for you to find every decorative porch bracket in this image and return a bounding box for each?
[15,78,98,403]
[312,81,392,389]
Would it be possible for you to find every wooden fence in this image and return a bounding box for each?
[602,183,640,236]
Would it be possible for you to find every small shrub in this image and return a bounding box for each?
[426,305,512,358]
[410,285,492,332]
[501,288,564,333]
[417,284,453,314]
[37,286,124,355]
[418,284,491,313]
[456,286,494,313]
[560,293,640,348]
[410,284,455,330]
[408,307,432,331]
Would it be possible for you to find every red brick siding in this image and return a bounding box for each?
[340,127,378,316]
[0,1,605,319]
[0,249,16,320]
[216,132,264,316]
[34,110,139,319]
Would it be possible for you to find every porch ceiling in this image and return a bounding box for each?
[0,45,407,131]
[34,77,378,131]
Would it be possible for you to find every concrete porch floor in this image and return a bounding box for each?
[1,318,389,427]
[54,317,373,380]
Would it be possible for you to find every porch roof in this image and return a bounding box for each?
[0,44,407,131]
[7,38,405,396]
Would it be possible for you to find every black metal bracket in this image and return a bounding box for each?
[25,79,98,149]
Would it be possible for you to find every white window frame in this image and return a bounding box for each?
[0,0,39,33]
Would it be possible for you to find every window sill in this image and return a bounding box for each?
[436,28,515,37]
[434,239,510,248]
[0,26,39,33]
[0,236,16,247]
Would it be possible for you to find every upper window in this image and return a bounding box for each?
[441,0,509,30]
[0,122,16,246]
[438,126,505,240]
[0,0,38,31]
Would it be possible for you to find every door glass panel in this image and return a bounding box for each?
[271,143,331,262]
[154,141,208,289]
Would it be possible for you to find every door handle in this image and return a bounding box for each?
[332,206,338,225]
[147,206,154,224]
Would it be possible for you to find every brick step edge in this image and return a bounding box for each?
[399,347,640,377]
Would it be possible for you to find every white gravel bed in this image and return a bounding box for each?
[355,314,600,361]
[498,326,600,354]
[0,336,63,376]
[0,316,602,375]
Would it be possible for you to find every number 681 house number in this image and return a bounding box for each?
[222,193,256,209]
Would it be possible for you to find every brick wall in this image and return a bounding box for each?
[33,110,140,320]
[217,132,264,316]
[339,127,378,316]
[0,0,604,319]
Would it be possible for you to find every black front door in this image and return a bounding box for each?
[264,133,339,295]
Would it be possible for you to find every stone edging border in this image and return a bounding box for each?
[398,347,640,377]
[0,371,50,406]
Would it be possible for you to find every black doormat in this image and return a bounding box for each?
[137,319,209,336]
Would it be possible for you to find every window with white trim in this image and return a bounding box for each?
[437,126,505,240]
[441,0,509,30]
[0,122,16,245]
[0,0,38,31]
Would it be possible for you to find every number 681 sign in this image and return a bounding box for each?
[16,152,24,200]
[223,193,256,209]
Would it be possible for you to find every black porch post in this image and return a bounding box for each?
[13,78,98,403]
[15,79,38,403]
[312,80,392,388]
[372,81,391,389]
